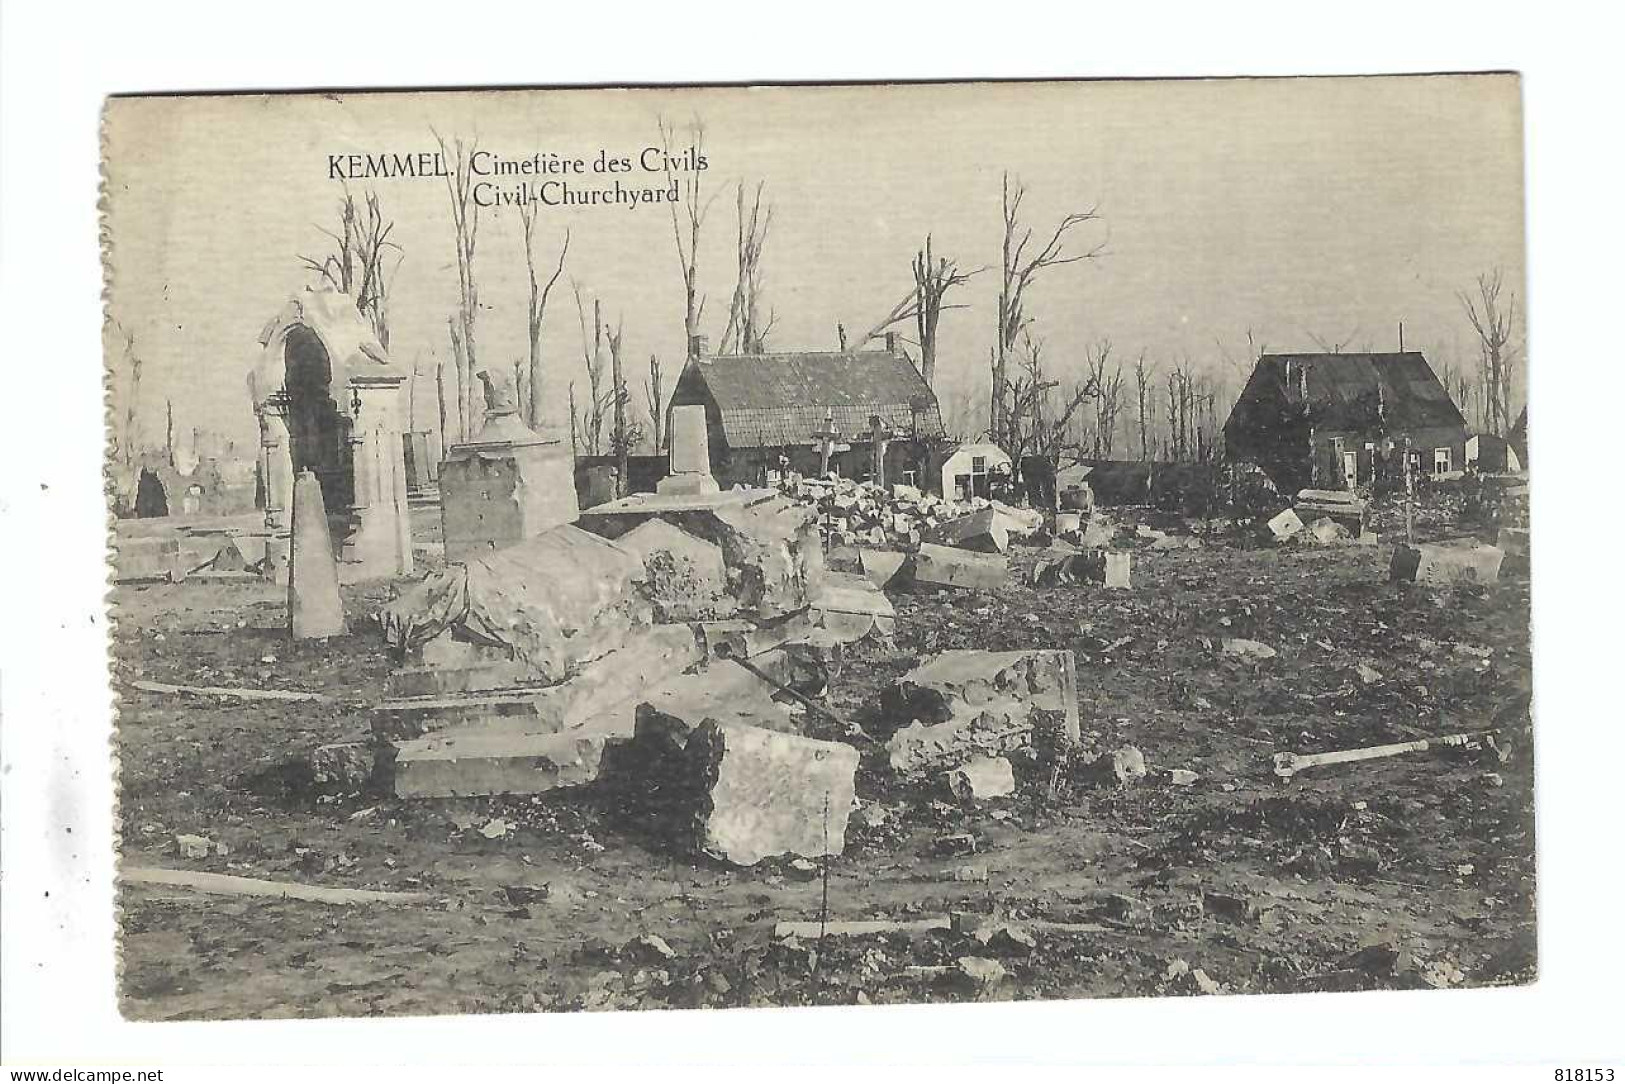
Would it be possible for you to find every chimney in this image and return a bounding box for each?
[884,331,898,353]
[689,334,709,359]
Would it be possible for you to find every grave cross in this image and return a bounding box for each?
[868,413,894,489]
[811,409,845,477]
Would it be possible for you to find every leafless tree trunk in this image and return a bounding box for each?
[608,317,628,497]
[857,236,980,386]
[300,186,402,350]
[519,202,569,431]
[435,355,448,453]
[1459,268,1520,436]
[1134,352,1153,461]
[644,354,666,452]
[658,115,713,348]
[438,133,480,439]
[993,171,1104,451]
[719,181,775,354]
[573,284,609,456]
[112,322,141,469]
[447,316,469,443]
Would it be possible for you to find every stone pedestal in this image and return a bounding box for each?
[440,390,578,565]
[657,404,720,494]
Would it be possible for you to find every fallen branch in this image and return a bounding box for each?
[127,680,335,705]
[121,867,431,906]
[1272,731,1494,780]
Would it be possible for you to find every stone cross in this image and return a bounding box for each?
[811,409,845,477]
[868,414,894,489]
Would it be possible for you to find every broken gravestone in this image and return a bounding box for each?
[614,517,731,621]
[884,649,1079,776]
[1029,550,1130,589]
[929,507,1009,554]
[392,727,611,799]
[630,719,858,866]
[290,470,346,639]
[1390,543,1504,587]
[908,543,1008,592]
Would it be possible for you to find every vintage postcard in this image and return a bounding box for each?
[102,76,1531,1021]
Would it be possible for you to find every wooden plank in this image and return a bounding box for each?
[121,867,431,905]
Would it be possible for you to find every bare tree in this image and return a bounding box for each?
[572,283,610,456]
[518,202,570,431]
[1134,352,1154,461]
[300,186,402,349]
[607,316,629,497]
[438,133,480,440]
[857,236,981,386]
[658,115,714,347]
[992,172,1105,448]
[110,321,142,469]
[644,354,666,452]
[718,181,775,354]
[1459,268,1520,435]
[447,316,469,443]
[1002,332,1096,473]
[435,352,449,454]
[1086,340,1126,458]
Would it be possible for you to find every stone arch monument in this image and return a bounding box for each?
[248,286,413,583]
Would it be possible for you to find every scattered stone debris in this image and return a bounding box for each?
[175,833,214,859]
[1266,507,1305,543]
[1076,746,1148,788]
[955,956,1009,987]
[1221,638,1278,661]
[945,755,1017,802]
[883,649,1078,777]
[1030,549,1131,589]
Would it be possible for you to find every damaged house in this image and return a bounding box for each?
[1223,351,1468,493]
[666,334,947,490]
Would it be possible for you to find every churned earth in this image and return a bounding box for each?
[112,503,1534,1020]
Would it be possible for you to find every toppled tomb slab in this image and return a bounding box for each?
[929,507,1008,554]
[883,649,1079,776]
[580,489,823,620]
[907,543,1007,592]
[377,523,650,682]
[393,727,610,799]
[373,624,705,741]
[1390,543,1504,587]
[809,570,896,641]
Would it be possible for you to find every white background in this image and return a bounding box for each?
[2,0,1621,1076]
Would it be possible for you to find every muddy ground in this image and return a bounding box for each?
[112,504,1535,1020]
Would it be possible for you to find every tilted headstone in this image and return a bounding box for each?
[289,470,346,639]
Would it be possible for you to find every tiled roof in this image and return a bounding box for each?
[1255,352,1466,432]
[687,350,945,448]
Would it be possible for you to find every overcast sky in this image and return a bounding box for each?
[103,74,1525,453]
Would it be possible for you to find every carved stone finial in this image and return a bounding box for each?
[476,368,519,416]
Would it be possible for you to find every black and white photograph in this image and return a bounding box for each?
[90,75,1540,1023]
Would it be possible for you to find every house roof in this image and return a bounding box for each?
[684,349,945,448]
[1249,352,1466,433]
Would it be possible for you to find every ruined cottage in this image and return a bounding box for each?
[1223,351,1468,493]
[666,335,947,490]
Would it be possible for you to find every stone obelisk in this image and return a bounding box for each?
[289,470,346,639]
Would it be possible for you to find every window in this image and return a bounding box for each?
[1433,447,1451,476]
[972,455,987,472]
